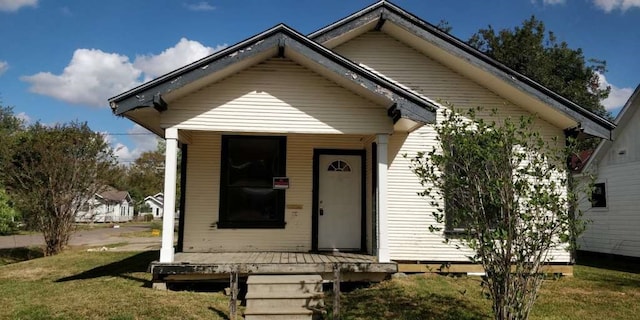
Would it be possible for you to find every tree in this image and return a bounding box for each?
[407,107,584,320]
[0,105,25,169]
[125,139,164,211]
[0,105,24,235]
[469,16,610,118]
[0,188,19,235]
[1,122,116,255]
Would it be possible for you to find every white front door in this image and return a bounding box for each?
[318,154,362,251]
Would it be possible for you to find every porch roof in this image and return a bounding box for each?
[109,24,438,137]
[309,1,615,139]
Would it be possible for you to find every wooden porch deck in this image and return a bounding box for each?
[150,252,397,281]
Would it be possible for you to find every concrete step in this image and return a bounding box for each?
[247,282,322,294]
[244,308,314,320]
[244,275,324,320]
[246,275,323,295]
[245,293,323,309]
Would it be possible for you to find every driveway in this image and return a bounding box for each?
[0,223,162,251]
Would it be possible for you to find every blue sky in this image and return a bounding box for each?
[0,0,638,163]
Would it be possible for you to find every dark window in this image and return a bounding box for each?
[219,136,286,228]
[591,183,607,208]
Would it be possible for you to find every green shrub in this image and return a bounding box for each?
[143,213,154,222]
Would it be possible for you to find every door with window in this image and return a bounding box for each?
[317,153,362,251]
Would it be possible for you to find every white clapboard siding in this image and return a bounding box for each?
[602,101,640,167]
[161,58,392,135]
[578,101,640,258]
[579,162,640,258]
[182,132,368,252]
[336,31,569,262]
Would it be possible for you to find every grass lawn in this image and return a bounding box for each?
[1,249,639,320]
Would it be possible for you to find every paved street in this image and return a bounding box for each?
[0,223,162,251]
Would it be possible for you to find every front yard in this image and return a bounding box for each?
[0,249,638,319]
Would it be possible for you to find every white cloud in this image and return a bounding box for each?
[16,112,31,123]
[0,60,7,76]
[0,0,37,12]
[185,1,215,11]
[134,38,225,80]
[22,49,143,107]
[593,0,640,12]
[106,124,159,163]
[597,73,635,110]
[22,39,226,108]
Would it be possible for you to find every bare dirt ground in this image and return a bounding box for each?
[0,223,162,251]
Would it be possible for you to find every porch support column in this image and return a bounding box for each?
[376,134,390,263]
[160,127,179,263]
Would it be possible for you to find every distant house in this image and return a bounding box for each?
[76,186,135,223]
[144,193,164,218]
[578,85,640,258]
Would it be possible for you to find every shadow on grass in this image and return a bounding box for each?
[577,250,640,274]
[55,250,158,287]
[329,281,488,320]
[0,247,44,266]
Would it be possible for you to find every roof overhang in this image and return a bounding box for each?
[309,1,615,140]
[109,24,438,135]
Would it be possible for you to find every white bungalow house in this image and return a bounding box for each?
[144,193,164,219]
[578,85,640,258]
[76,186,135,223]
[108,1,614,278]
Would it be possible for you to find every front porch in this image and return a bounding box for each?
[150,251,397,284]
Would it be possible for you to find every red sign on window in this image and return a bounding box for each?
[273,177,289,189]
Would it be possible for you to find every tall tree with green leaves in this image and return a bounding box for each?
[0,105,24,234]
[469,16,611,118]
[2,122,116,255]
[125,139,164,210]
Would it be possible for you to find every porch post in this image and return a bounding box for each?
[376,134,390,263]
[160,127,178,263]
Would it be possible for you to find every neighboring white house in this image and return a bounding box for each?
[108,1,614,268]
[578,85,640,258]
[144,193,164,218]
[76,186,135,223]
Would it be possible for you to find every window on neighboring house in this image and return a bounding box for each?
[591,183,607,208]
[218,136,286,228]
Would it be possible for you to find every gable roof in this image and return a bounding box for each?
[309,1,615,139]
[97,186,131,203]
[109,24,438,132]
[144,193,164,206]
[581,84,640,172]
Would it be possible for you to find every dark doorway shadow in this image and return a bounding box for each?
[55,250,158,287]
